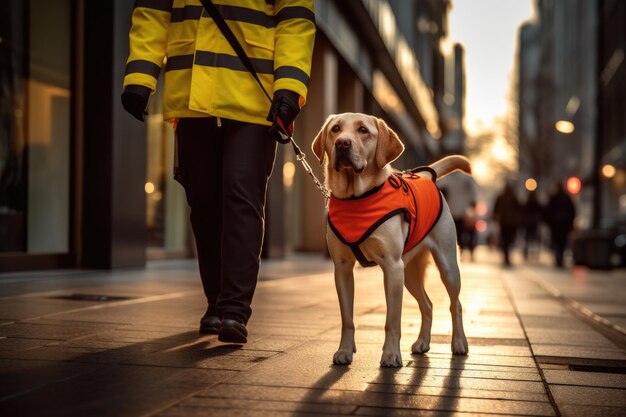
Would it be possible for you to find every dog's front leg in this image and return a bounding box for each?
[333,258,357,365]
[380,259,405,367]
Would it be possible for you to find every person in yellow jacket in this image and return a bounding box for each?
[121,0,315,344]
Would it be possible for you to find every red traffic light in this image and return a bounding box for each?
[566,176,582,195]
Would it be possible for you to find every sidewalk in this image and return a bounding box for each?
[0,250,625,417]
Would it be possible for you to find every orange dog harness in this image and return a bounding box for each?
[328,171,443,267]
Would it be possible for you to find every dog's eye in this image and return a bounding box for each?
[358,126,369,134]
[331,125,340,133]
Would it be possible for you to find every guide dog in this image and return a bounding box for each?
[312,113,470,367]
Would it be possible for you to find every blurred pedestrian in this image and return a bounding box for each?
[121,1,315,343]
[493,182,521,267]
[439,172,478,257]
[522,190,543,261]
[545,181,576,267]
[463,201,478,261]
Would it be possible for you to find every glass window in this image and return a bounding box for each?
[145,78,189,253]
[0,0,71,254]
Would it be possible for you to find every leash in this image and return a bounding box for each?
[200,0,331,207]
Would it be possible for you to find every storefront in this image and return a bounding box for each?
[1,0,75,270]
[1,0,155,272]
[1,0,442,273]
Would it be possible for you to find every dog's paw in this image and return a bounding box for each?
[451,335,468,355]
[379,352,403,368]
[411,338,431,354]
[333,349,354,365]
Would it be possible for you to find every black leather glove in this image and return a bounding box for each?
[267,89,301,142]
[121,85,151,122]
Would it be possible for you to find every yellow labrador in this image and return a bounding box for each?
[312,113,470,367]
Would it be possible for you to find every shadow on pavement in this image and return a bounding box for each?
[0,329,242,416]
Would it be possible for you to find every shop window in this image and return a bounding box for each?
[0,0,71,254]
[144,78,189,254]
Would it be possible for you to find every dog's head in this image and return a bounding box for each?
[311,113,405,174]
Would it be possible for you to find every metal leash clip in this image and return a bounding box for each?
[295,150,331,208]
[279,131,330,207]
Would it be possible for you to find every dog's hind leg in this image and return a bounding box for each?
[404,250,433,354]
[430,238,469,355]
[427,208,469,355]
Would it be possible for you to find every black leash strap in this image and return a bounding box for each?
[199,0,272,103]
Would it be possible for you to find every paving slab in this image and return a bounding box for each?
[0,336,59,352]
[194,383,555,416]
[559,404,626,417]
[157,408,350,417]
[168,397,357,415]
[353,407,525,417]
[0,364,236,417]
[532,344,626,360]
[0,358,103,399]
[550,385,626,407]
[0,298,103,321]
[542,368,626,388]
[0,343,168,364]
[524,328,618,348]
[364,383,549,402]
[0,322,109,341]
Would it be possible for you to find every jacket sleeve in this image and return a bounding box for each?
[273,0,316,105]
[123,0,173,92]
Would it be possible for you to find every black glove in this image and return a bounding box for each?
[267,89,300,142]
[121,85,151,122]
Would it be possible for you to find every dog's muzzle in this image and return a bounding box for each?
[334,138,364,173]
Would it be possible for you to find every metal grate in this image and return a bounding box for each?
[569,364,626,374]
[51,294,135,302]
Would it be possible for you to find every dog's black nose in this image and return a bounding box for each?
[335,137,352,151]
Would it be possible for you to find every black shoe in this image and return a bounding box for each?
[200,315,221,334]
[218,318,248,344]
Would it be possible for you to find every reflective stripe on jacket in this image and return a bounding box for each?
[123,0,316,124]
[328,174,443,267]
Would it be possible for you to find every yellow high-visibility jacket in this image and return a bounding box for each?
[123,0,316,125]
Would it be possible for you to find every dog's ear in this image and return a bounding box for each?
[312,115,335,165]
[375,118,404,168]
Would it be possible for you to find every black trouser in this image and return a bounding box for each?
[551,227,569,267]
[500,227,517,266]
[176,117,277,323]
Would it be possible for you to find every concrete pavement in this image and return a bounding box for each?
[0,248,625,416]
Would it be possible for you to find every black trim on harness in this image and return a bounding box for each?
[352,246,377,268]
[328,208,407,267]
[407,166,437,182]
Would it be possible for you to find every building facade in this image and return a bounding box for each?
[518,0,626,264]
[518,0,598,228]
[596,0,626,231]
[0,0,461,272]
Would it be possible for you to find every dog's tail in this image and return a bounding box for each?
[429,155,471,181]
